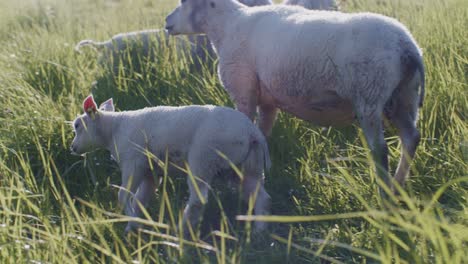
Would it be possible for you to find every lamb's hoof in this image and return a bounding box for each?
[124,223,143,237]
[182,228,199,241]
[248,229,271,247]
[391,182,406,197]
[124,226,134,236]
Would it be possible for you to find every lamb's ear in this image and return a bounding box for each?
[83,95,97,116]
[99,98,115,112]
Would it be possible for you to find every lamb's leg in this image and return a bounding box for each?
[125,175,157,233]
[242,175,271,232]
[182,174,210,238]
[182,151,215,238]
[391,112,420,191]
[357,111,390,198]
[387,74,422,193]
[258,104,278,137]
[117,160,146,233]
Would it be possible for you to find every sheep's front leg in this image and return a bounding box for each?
[125,175,157,233]
[258,85,278,137]
[117,159,146,233]
[182,178,210,238]
[258,104,278,137]
[219,64,259,120]
[182,148,216,238]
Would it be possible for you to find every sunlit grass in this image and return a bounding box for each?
[0,0,467,263]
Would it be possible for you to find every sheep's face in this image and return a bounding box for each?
[70,96,114,155]
[165,0,210,35]
[165,0,271,35]
[71,113,99,155]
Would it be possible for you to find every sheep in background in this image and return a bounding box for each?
[74,29,208,73]
[70,95,271,236]
[284,0,338,10]
[74,0,272,73]
[165,0,425,195]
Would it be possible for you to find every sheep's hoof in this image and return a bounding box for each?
[247,229,271,247]
[124,223,143,237]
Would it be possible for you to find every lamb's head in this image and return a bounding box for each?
[165,0,242,35]
[70,95,115,155]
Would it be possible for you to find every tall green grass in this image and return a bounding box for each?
[0,0,466,263]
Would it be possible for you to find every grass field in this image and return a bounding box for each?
[0,0,467,263]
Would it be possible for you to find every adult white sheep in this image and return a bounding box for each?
[283,0,338,10]
[165,0,425,194]
[70,95,271,236]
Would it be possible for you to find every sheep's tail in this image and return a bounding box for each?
[74,39,106,53]
[412,52,425,107]
[241,133,271,178]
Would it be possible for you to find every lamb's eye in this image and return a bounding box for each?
[74,123,80,130]
[181,0,186,3]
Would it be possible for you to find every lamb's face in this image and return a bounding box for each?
[70,114,100,155]
[165,0,209,35]
[70,96,114,155]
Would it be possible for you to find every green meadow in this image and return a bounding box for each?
[0,0,466,263]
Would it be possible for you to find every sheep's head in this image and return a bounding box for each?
[70,95,114,155]
[165,0,211,35]
[165,0,269,35]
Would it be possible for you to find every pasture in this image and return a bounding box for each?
[0,0,466,263]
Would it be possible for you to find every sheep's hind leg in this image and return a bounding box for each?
[241,171,271,232]
[390,110,420,192]
[357,110,390,198]
[386,73,422,193]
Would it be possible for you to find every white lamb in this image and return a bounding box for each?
[74,0,272,72]
[75,29,214,72]
[165,0,425,194]
[70,95,271,235]
[283,0,338,10]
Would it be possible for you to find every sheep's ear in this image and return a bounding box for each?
[99,98,115,112]
[83,95,97,116]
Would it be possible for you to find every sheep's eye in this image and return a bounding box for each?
[74,123,80,130]
[181,0,186,3]
[210,1,215,7]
